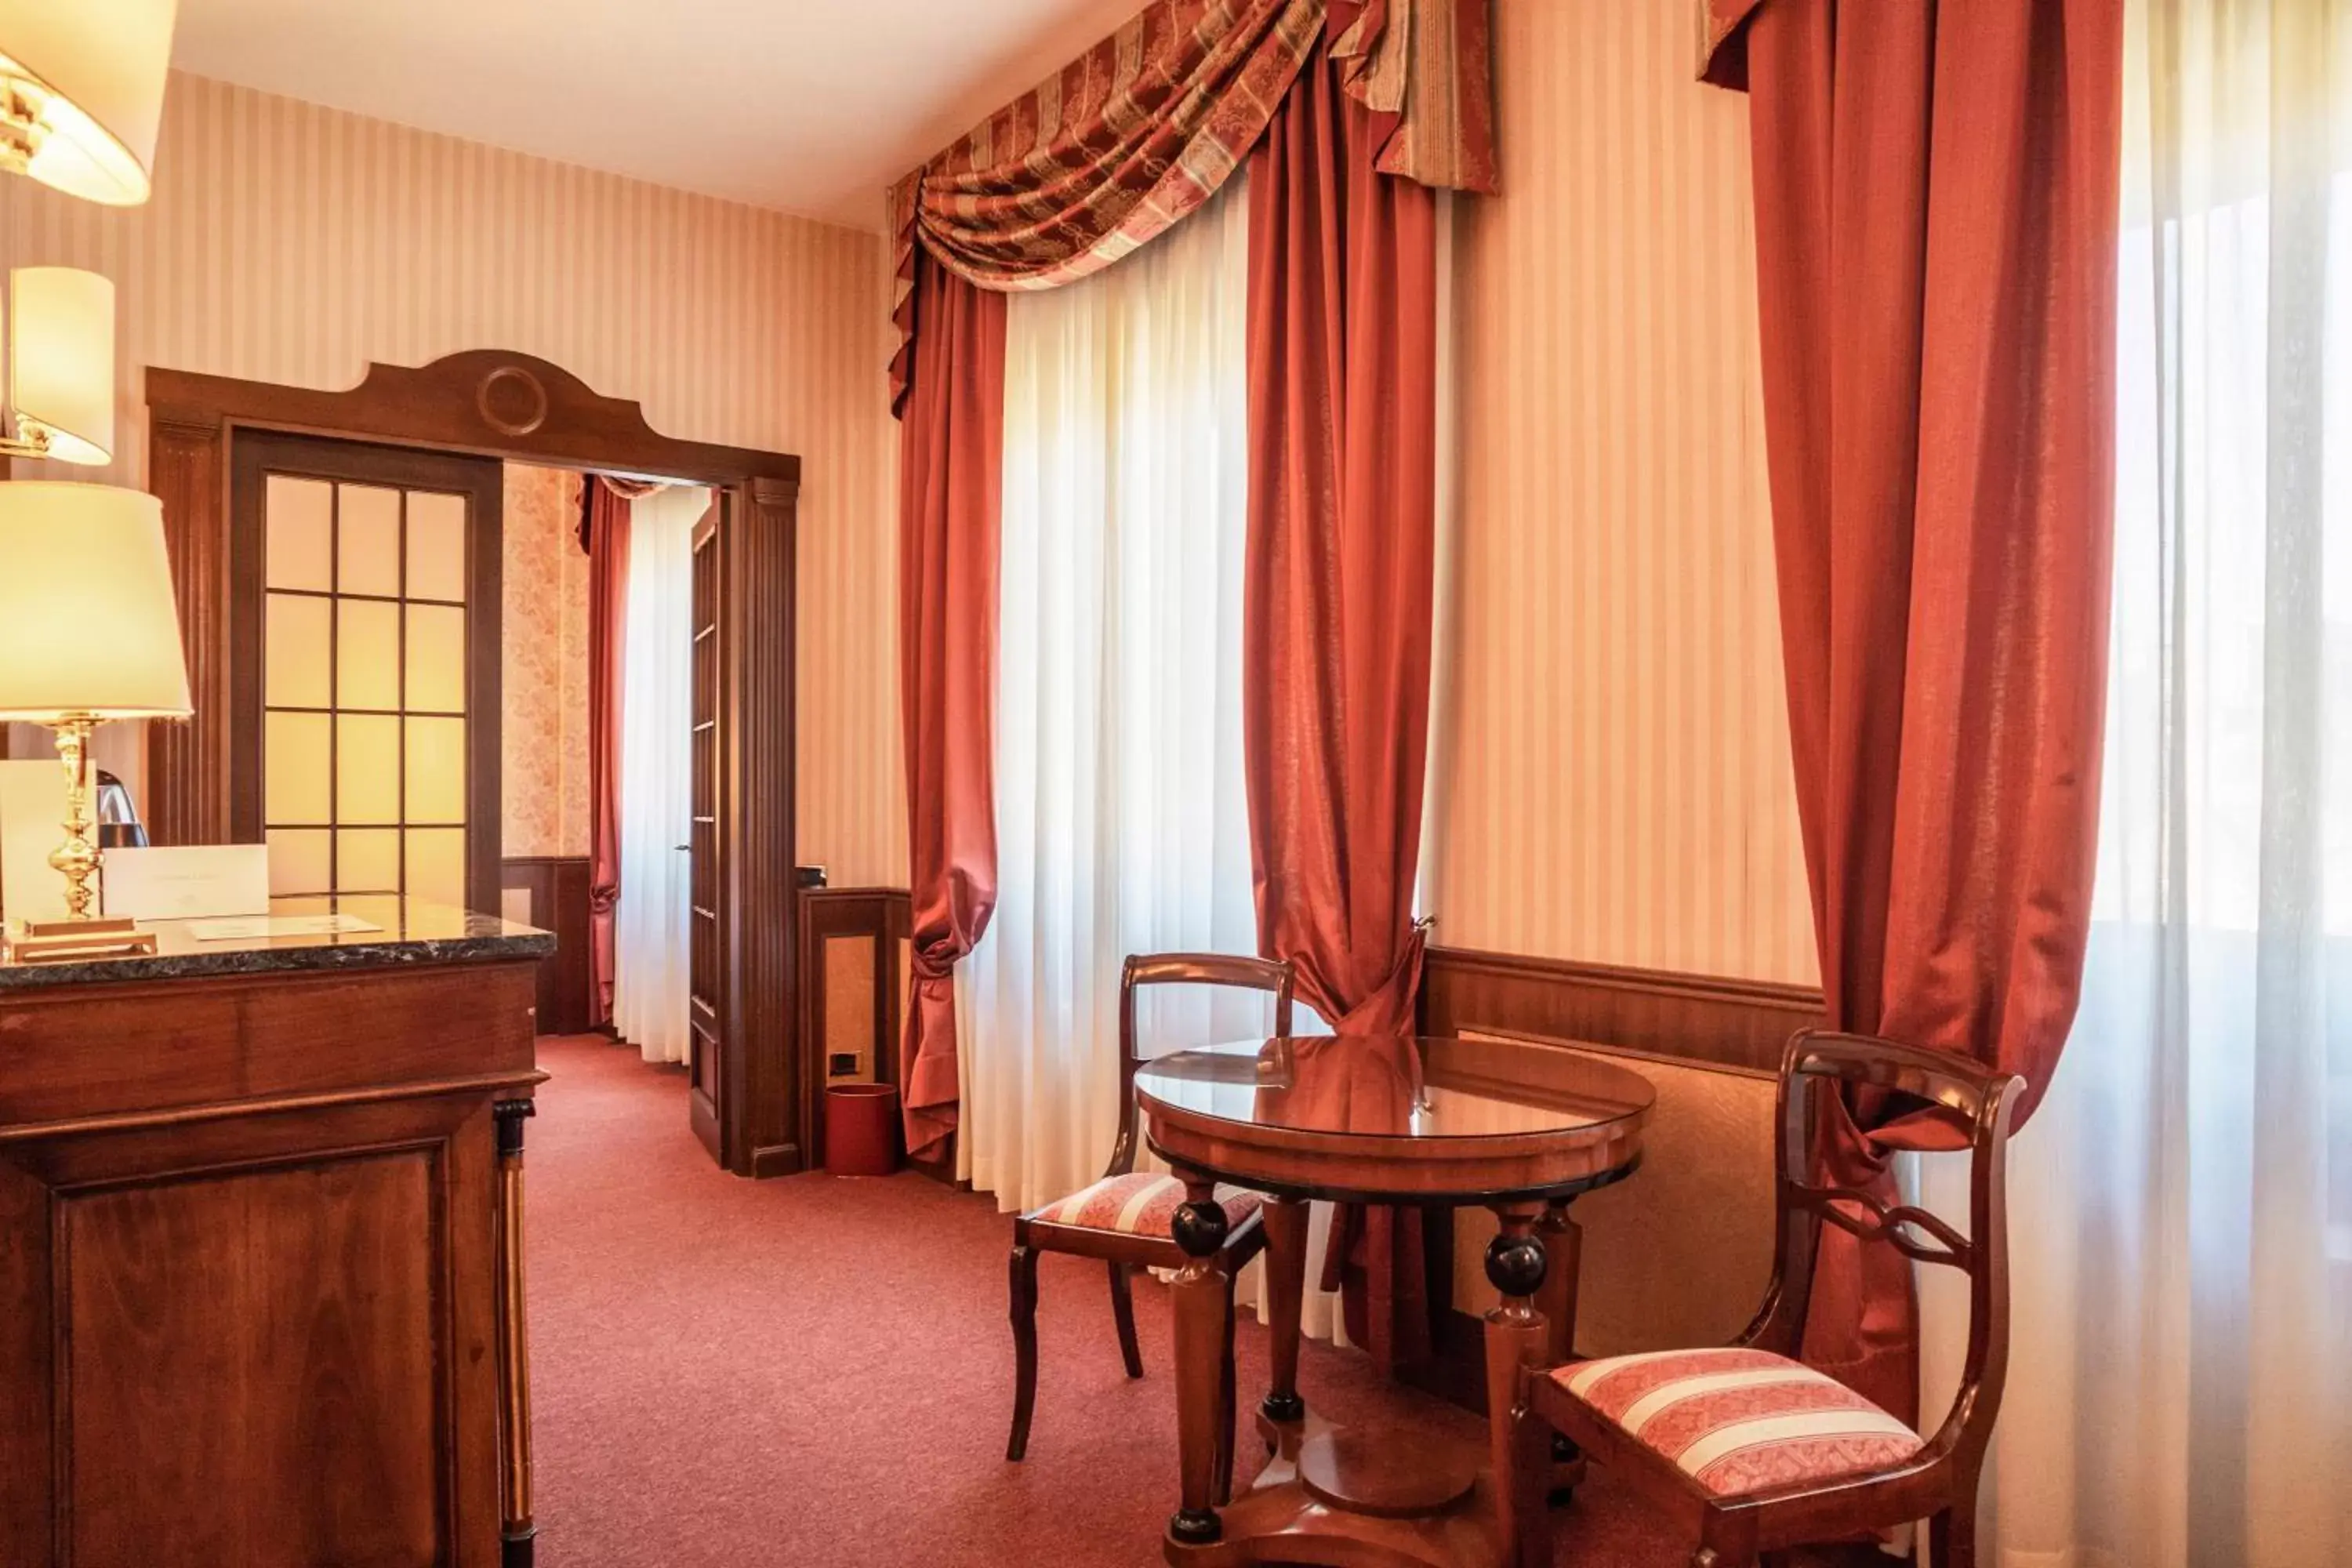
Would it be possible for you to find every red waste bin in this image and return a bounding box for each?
[824,1083,901,1176]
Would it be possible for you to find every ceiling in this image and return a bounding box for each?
[169,0,1145,230]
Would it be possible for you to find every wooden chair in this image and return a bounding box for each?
[1512,1029,2023,1568]
[1005,953,1294,1490]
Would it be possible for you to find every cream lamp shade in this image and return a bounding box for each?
[0,0,178,205]
[0,481,191,720]
[9,267,113,465]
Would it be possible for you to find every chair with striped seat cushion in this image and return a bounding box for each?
[1007,952,1294,1499]
[1554,1348,1922,1498]
[1514,1032,2027,1568]
[1031,1171,1264,1237]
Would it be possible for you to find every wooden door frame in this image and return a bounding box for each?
[146,350,805,1178]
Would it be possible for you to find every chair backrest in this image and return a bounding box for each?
[1104,953,1295,1179]
[1744,1029,2024,1473]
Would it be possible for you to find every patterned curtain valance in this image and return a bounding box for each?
[890,0,1497,413]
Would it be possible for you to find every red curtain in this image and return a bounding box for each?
[1244,2,1439,1370]
[896,251,1008,1163]
[584,477,633,1029]
[1711,0,2125,1420]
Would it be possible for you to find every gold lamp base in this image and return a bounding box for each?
[2,713,157,965]
[8,916,157,964]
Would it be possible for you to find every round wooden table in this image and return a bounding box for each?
[1137,1033,1653,1568]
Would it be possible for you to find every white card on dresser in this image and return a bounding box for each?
[100,844,271,920]
[0,759,71,926]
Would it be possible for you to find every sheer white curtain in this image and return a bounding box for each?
[956,176,1268,1210]
[1918,2,2352,1562]
[956,172,1364,1345]
[612,484,706,1066]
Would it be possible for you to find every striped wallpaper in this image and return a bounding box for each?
[0,72,908,890]
[1426,0,1817,985]
[1,17,1816,985]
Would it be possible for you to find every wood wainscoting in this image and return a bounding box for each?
[1410,945,1827,1412]
[501,856,593,1036]
[1420,946,1824,1075]
[797,888,914,1174]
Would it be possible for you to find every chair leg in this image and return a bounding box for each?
[1929,1505,1975,1568]
[1007,1243,1040,1461]
[1508,1396,1555,1568]
[1215,1270,1240,1504]
[1109,1261,1145,1378]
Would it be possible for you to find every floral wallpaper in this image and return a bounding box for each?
[503,463,591,858]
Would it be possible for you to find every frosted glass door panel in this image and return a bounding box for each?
[263,712,331,824]
[260,474,482,909]
[266,828,330,898]
[336,715,401,824]
[404,717,467,825]
[264,477,332,592]
[406,492,468,602]
[264,595,332,707]
[335,600,402,711]
[337,829,402,894]
[336,486,401,596]
[403,604,467,713]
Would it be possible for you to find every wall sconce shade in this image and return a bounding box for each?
[0,0,178,205]
[9,267,113,464]
[0,482,191,720]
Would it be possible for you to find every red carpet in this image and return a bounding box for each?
[527,1034,1698,1566]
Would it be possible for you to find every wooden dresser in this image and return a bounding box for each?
[0,905,551,1568]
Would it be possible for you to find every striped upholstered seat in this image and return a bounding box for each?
[1555,1346,1923,1499]
[1032,1171,1261,1238]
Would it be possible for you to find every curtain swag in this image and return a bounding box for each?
[888,0,1495,415]
[574,471,665,554]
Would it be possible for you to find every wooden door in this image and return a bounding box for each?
[687,479,802,1177]
[688,502,724,1163]
[229,432,503,921]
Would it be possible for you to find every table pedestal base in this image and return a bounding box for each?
[1164,1414,1506,1568]
[1162,1188,1571,1568]
[1299,1429,1478,1518]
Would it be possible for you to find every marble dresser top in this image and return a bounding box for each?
[0,901,554,993]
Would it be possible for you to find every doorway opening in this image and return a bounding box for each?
[501,465,708,1085]
[147,350,806,1176]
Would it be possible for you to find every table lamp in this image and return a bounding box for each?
[0,481,191,960]
[0,0,177,206]
[2,266,115,465]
